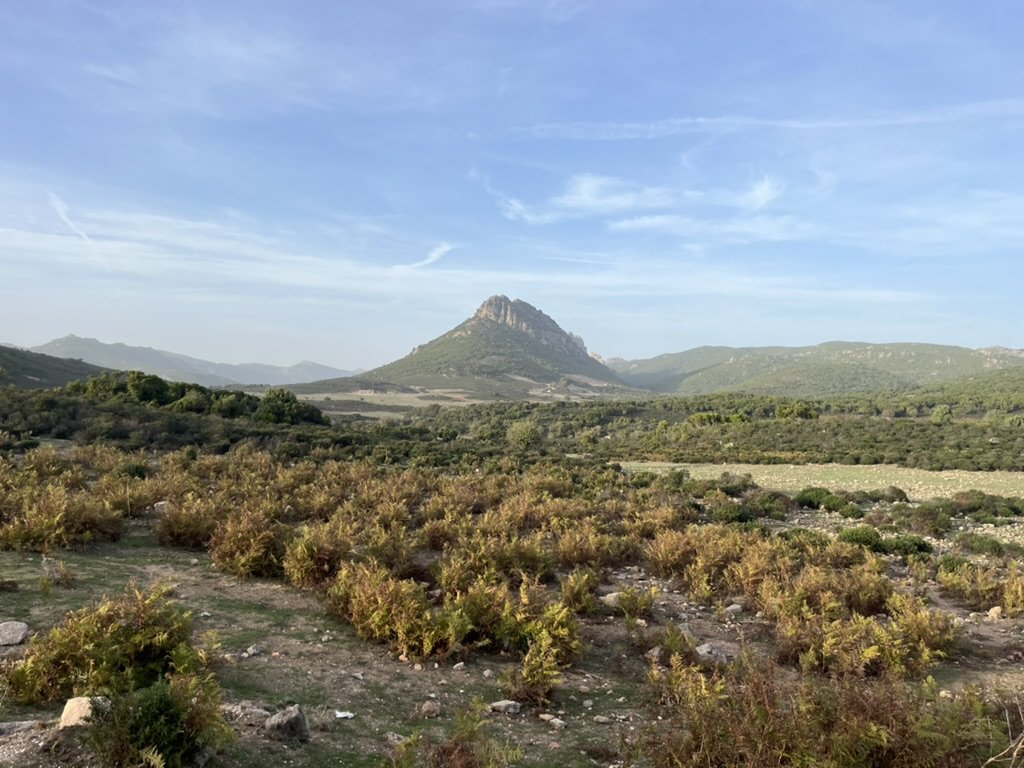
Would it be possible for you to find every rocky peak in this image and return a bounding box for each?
[473,295,588,357]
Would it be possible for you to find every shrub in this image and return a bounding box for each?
[209,507,290,578]
[388,701,520,768]
[1,583,204,704]
[838,525,883,550]
[89,675,230,768]
[154,495,219,550]
[326,561,441,658]
[646,654,1009,768]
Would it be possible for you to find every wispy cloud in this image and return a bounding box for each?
[394,242,454,269]
[552,174,674,214]
[475,171,678,224]
[47,192,92,244]
[520,98,1024,140]
[738,175,783,210]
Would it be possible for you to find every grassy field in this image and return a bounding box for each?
[619,461,1024,501]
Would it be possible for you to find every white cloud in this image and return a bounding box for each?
[520,98,1024,140]
[552,174,674,215]
[738,175,783,210]
[394,242,454,269]
[47,192,92,244]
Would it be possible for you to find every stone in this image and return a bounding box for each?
[645,646,666,666]
[152,501,172,515]
[695,642,731,665]
[482,669,494,678]
[264,704,310,742]
[593,715,613,724]
[583,699,594,708]
[419,700,441,719]
[490,700,521,714]
[538,713,556,722]
[547,717,567,729]
[452,661,466,671]
[386,732,408,746]
[0,621,29,646]
[988,606,1004,621]
[220,701,272,726]
[60,696,109,728]
[244,644,263,657]
[724,603,744,615]
[599,592,623,609]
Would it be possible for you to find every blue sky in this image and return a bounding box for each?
[2,1,1023,369]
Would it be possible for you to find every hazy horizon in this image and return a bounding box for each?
[3,2,1023,369]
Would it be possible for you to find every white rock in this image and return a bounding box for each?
[335,711,355,719]
[548,717,567,729]
[490,700,521,714]
[264,704,309,742]
[453,661,466,671]
[988,606,1004,621]
[599,592,623,609]
[60,697,109,728]
[724,603,744,615]
[0,621,29,646]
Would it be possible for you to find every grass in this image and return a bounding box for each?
[620,461,1024,501]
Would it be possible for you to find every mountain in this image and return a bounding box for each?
[306,296,624,399]
[31,336,356,387]
[608,342,1024,397]
[0,344,106,388]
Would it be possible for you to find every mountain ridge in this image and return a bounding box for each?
[608,341,1024,397]
[32,335,356,387]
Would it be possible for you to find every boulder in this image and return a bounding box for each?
[419,700,441,719]
[0,621,29,646]
[264,705,309,742]
[60,697,109,728]
[490,700,521,714]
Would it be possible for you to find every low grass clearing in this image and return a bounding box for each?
[621,461,1024,500]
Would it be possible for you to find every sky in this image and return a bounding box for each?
[2,1,1023,369]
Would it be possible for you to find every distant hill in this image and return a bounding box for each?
[0,344,106,388]
[608,342,1024,397]
[32,336,356,387]
[306,296,626,399]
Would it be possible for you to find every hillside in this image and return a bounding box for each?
[308,296,625,399]
[32,335,355,387]
[0,345,106,388]
[609,342,1024,397]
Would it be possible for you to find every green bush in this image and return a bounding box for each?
[838,525,883,550]
[89,676,230,768]
[0,583,205,704]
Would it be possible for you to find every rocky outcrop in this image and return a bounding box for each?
[474,296,589,359]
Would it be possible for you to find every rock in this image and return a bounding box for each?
[645,646,666,666]
[221,701,272,726]
[724,603,744,615]
[583,699,594,708]
[538,713,556,722]
[490,700,521,714]
[0,621,29,646]
[353,671,364,680]
[419,700,441,719]
[335,711,355,719]
[264,705,309,742]
[244,644,263,657]
[548,717,567,729]
[452,661,466,671]
[593,715,613,724]
[60,696,109,728]
[482,669,494,679]
[385,732,408,746]
[988,606,1004,621]
[599,592,623,609]
[695,642,731,665]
